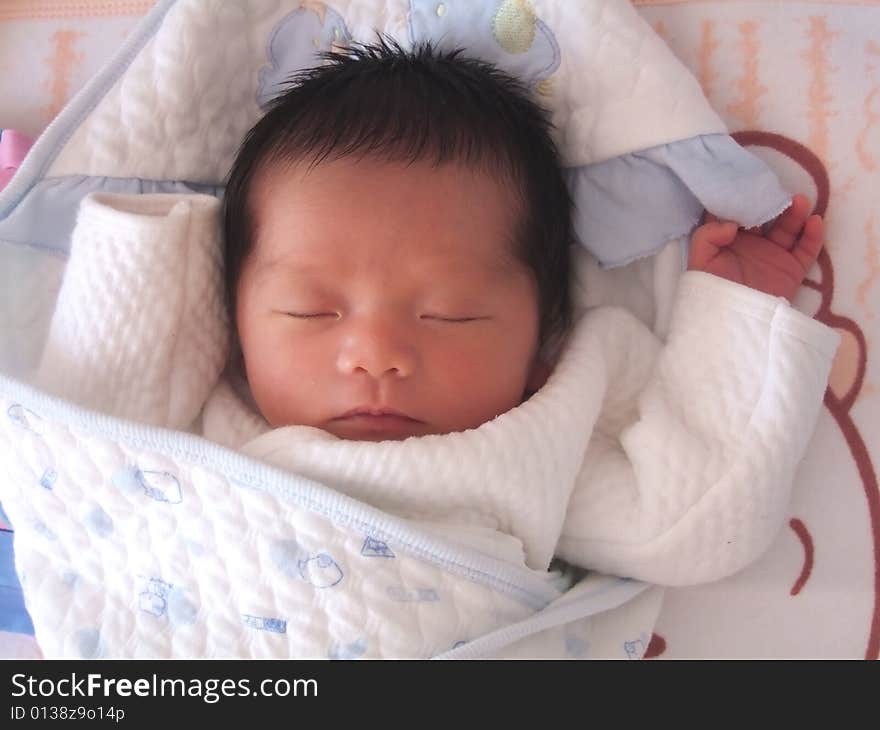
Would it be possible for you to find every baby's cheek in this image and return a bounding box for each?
[245,336,319,427]
[428,335,530,426]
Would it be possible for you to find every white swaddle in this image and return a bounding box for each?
[36,191,839,581]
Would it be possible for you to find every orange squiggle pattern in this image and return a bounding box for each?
[856,217,879,320]
[856,93,878,171]
[0,1,154,20]
[804,17,838,162]
[697,20,719,100]
[857,41,880,172]
[727,21,767,128]
[41,30,85,123]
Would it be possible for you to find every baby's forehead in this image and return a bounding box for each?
[246,156,525,279]
[247,239,519,286]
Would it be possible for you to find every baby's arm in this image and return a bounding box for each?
[556,270,839,585]
[34,193,228,429]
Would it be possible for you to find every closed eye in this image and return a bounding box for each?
[283,312,339,319]
[420,315,488,323]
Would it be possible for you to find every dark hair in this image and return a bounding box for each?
[223,38,573,343]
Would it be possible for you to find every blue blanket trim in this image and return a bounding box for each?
[435,576,651,659]
[0,527,34,636]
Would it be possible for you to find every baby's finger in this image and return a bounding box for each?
[696,220,738,247]
[767,194,811,250]
[791,214,824,270]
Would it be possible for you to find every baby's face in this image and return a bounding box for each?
[236,156,542,441]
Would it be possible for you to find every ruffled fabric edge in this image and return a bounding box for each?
[567,133,791,269]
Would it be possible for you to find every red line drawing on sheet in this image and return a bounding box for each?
[733,131,878,660]
[856,217,879,320]
[803,17,838,162]
[697,20,719,100]
[41,30,85,123]
[789,519,815,596]
[644,633,666,659]
[726,21,767,128]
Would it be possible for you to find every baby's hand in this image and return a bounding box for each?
[688,194,823,301]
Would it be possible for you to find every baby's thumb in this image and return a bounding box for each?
[688,221,737,270]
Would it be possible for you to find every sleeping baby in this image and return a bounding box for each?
[36,41,840,584]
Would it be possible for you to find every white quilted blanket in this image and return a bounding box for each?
[0,0,838,658]
[0,382,664,658]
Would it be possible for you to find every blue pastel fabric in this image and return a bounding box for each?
[569,135,789,268]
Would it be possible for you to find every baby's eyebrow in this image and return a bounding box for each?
[249,258,318,282]
[248,248,524,283]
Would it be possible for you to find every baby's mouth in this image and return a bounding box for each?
[330,407,425,440]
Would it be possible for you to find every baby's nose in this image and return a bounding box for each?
[336,318,417,379]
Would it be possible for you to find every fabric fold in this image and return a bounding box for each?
[568,134,791,268]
